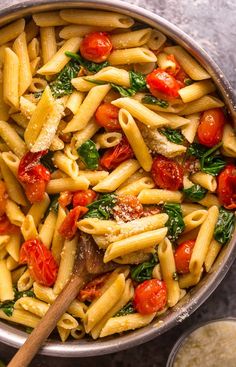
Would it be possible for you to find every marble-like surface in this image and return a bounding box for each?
[0,0,235,366]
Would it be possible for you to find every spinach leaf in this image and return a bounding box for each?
[0,289,35,317]
[110,83,135,97]
[142,95,169,108]
[163,203,185,242]
[40,151,56,173]
[187,143,226,176]
[65,51,109,73]
[50,60,80,98]
[78,140,100,170]
[46,194,59,215]
[116,302,135,316]
[183,184,207,201]
[85,194,117,220]
[184,78,193,86]
[160,128,184,144]
[214,207,235,245]
[14,289,35,301]
[131,254,158,283]
[129,71,147,92]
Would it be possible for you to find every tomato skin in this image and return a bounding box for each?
[18,151,51,203]
[113,195,143,222]
[80,32,112,63]
[174,240,196,274]
[197,108,225,147]
[0,180,8,216]
[72,190,97,207]
[19,239,58,286]
[133,279,167,315]
[78,273,110,302]
[0,214,19,235]
[58,191,73,208]
[59,206,88,239]
[217,165,236,209]
[100,137,134,170]
[146,68,181,100]
[95,103,121,131]
[151,155,183,191]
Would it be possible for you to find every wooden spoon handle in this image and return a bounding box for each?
[8,275,88,367]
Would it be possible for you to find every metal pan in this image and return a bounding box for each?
[0,0,235,357]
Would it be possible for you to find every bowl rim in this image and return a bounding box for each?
[0,0,235,357]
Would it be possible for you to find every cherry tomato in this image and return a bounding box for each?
[0,180,8,216]
[0,214,19,235]
[18,151,51,203]
[113,195,143,222]
[217,165,236,209]
[146,68,181,100]
[133,279,167,315]
[151,155,183,191]
[174,67,189,88]
[59,206,88,239]
[80,32,112,63]
[58,191,73,208]
[174,240,196,274]
[100,137,134,170]
[78,273,110,302]
[19,239,58,286]
[95,103,121,131]
[73,190,97,207]
[197,108,225,147]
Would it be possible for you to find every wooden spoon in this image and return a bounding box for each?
[8,234,116,367]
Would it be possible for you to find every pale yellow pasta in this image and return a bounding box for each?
[51,206,66,264]
[53,236,78,295]
[1,151,20,176]
[179,95,224,115]
[0,19,25,46]
[71,118,100,149]
[40,26,57,64]
[191,172,217,192]
[78,218,120,235]
[5,199,25,226]
[112,98,169,128]
[181,113,200,143]
[178,268,203,289]
[11,266,26,284]
[30,56,41,76]
[53,151,79,179]
[158,238,180,307]
[11,113,28,129]
[114,250,152,265]
[181,203,204,216]
[17,268,34,291]
[222,124,236,157]
[118,108,153,171]
[164,46,210,80]
[0,248,7,260]
[0,309,40,328]
[198,193,220,207]
[152,263,162,280]
[59,25,113,39]
[204,239,222,273]
[71,325,86,340]
[110,29,151,49]
[20,96,36,118]
[99,312,156,338]
[60,10,134,28]
[66,90,84,115]
[0,81,9,121]
[12,32,32,96]
[178,80,216,103]
[38,37,82,75]
[93,159,140,192]
[0,260,14,301]
[147,29,167,50]
[94,131,122,149]
[183,210,208,233]
[21,215,38,241]
[133,61,156,75]
[39,211,57,249]
[27,193,50,227]
[3,48,19,109]
[6,256,19,271]
[104,227,168,263]
[0,155,27,206]
[138,189,183,204]
[93,213,169,249]
[0,235,9,251]
[33,12,68,27]
[57,327,70,342]
[29,78,48,93]
[0,120,26,157]
[27,38,39,61]
[84,273,126,333]
[116,176,155,196]
[63,84,111,133]
[108,47,157,65]
[156,52,177,73]
[46,176,89,194]
[189,206,219,276]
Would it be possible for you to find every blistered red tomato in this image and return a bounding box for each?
[133,279,167,315]
[80,32,112,63]
[113,195,143,222]
[0,214,19,235]
[0,180,8,216]
[59,206,88,239]
[146,68,181,100]
[217,165,236,209]
[58,191,73,208]
[78,273,110,302]
[197,108,225,147]
[19,239,58,286]
[151,155,183,191]
[174,240,196,274]
[73,190,97,207]
[100,137,134,170]
[95,103,121,131]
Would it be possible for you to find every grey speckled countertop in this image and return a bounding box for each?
[0,0,236,366]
